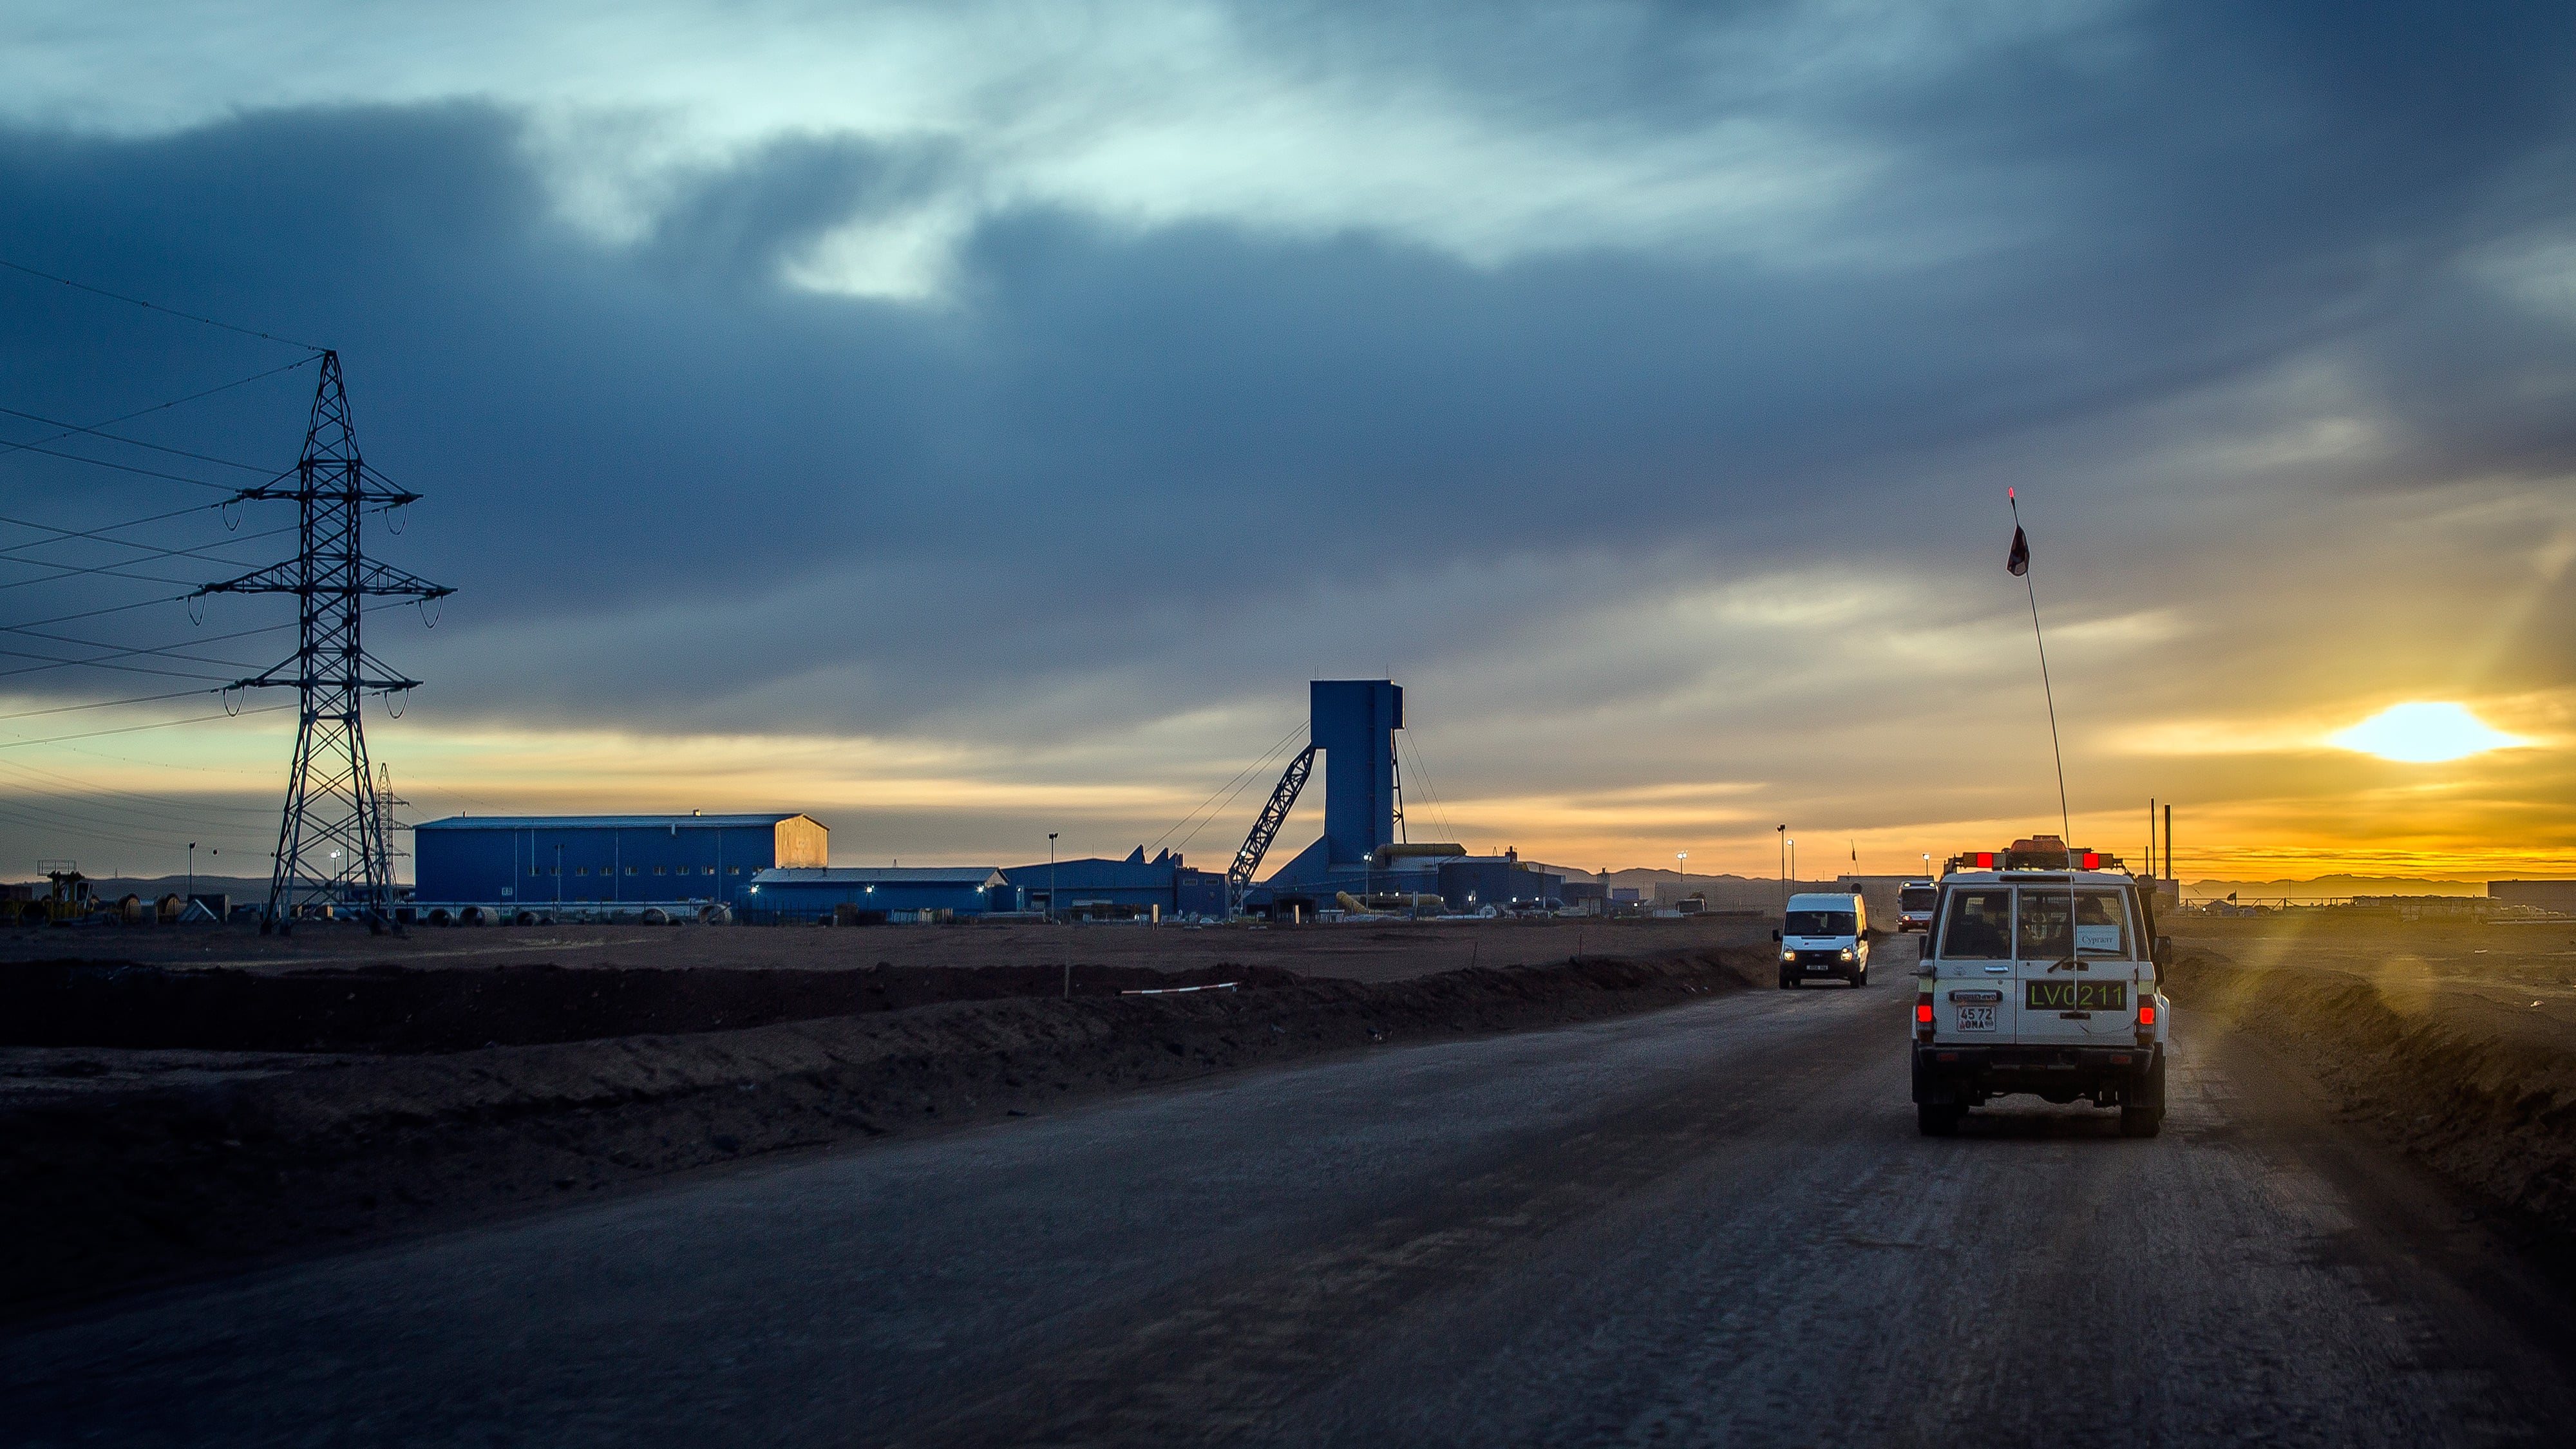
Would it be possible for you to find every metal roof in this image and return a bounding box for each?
[752,867,1006,886]
[415,814,815,831]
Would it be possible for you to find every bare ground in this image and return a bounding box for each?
[0,914,1727,981]
[2169,915,2576,1272]
[0,924,1769,1320]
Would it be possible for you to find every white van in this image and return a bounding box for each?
[1774,891,1869,988]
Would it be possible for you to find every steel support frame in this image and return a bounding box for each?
[196,351,451,933]
[1228,743,1316,916]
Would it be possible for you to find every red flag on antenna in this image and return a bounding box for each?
[2006,526,2030,576]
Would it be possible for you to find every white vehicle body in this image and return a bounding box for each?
[1897,878,1938,933]
[1911,869,2173,1137]
[1776,891,1869,988]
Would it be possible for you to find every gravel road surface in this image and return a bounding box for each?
[9,938,2572,1447]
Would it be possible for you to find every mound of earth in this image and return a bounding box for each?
[2168,943,2576,1270]
[0,959,1301,1053]
[0,947,1761,1319]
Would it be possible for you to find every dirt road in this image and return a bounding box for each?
[8,938,2572,1447]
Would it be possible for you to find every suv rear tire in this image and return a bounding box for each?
[2119,1052,2168,1137]
[1917,1103,1962,1136]
[1779,972,1795,989]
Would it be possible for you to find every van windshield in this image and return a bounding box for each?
[1785,910,1856,936]
[1899,887,1937,911]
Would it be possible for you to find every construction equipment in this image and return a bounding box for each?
[1227,744,1316,916]
[12,862,97,925]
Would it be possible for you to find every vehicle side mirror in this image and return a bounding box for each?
[2153,936,2173,969]
[1771,929,1781,942]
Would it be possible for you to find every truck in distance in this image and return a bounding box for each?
[1897,879,1937,932]
[1911,867,2172,1137]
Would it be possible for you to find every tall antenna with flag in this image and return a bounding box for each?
[2006,488,2073,859]
[197,352,452,934]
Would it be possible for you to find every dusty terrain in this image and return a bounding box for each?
[12,945,2575,1447]
[0,914,1711,981]
[2170,914,2576,1265]
[0,917,1768,1317]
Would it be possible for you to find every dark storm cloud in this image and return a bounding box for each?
[2,0,2573,756]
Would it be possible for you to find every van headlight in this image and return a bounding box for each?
[1780,948,1795,962]
[1839,948,1854,961]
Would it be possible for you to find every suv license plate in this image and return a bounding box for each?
[1956,1006,1996,1031]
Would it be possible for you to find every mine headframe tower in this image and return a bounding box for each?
[195,350,452,934]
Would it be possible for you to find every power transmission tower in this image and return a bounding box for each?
[196,351,452,934]
[375,762,410,888]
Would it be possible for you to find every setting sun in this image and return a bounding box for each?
[2328,701,2527,763]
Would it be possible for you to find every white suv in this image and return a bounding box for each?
[1911,869,2172,1137]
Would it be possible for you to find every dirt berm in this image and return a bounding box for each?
[2170,945,2576,1264]
[1,948,1761,1319]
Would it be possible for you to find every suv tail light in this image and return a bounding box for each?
[1915,999,1935,1040]
[2137,999,2157,1043]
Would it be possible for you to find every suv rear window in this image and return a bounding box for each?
[2015,889,2134,959]
[1785,910,1856,936]
[1938,890,2012,958]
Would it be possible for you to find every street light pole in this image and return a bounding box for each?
[1789,838,1797,890]
[1676,851,1687,907]
[1050,833,1065,1000]
[1777,825,1786,912]
[186,843,195,907]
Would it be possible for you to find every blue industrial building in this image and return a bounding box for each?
[999,847,1227,920]
[748,867,1014,920]
[413,813,828,913]
[1434,853,1566,913]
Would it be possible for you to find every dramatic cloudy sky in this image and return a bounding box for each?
[2,0,2571,884]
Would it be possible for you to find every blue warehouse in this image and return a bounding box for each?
[999,847,1227,920]
[413,813,828,914]
[749,867,1014,920]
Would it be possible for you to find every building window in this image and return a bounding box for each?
[575,867,588,876]
[728,867,741,875]
[529,866,540,877]
[654,866,667,875]
[625,866,637,875]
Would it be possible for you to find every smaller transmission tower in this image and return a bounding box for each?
[197,351,451,933]
[374,762,410,887]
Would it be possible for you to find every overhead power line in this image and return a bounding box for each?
[0,701,292,752]
[0,502,222,558]
[0,614,290,681]
[0,524,301,595]
[0,258,325,352]
[0,507,289,567]
[0,437,243,491]
[0,404,281,474]
[0,357,319,473]
[0,687,214,723]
